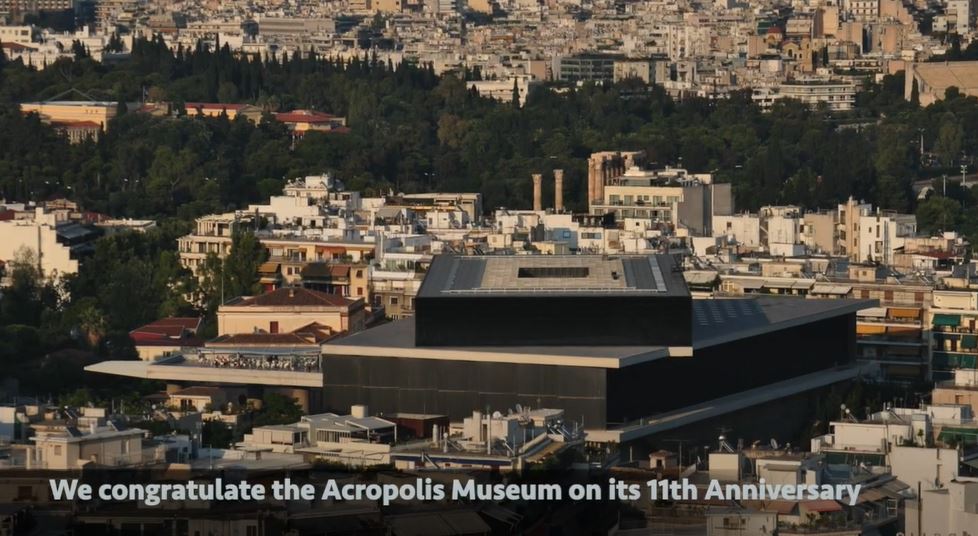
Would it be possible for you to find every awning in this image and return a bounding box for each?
[859,307,888,318]
[962,335,978,349]
[725,278,764,290]
[889,307,921,320]
[939,427,978,446]
[811,283,852,296]
[258,262,281,274]
[857,324,886,335]
[934,314,962,327]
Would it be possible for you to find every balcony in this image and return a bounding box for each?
[932,352,978,371]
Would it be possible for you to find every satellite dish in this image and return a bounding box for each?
[515,404,523,414]
[492,411,503,419]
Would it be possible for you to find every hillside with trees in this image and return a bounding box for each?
[1,37,977,401]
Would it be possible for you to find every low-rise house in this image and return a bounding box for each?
[240,405,396,466]
[217,287,365,336]
[130,317,203,361]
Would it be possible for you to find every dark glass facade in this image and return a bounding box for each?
[414,294,693,347]
[322,313,856,428]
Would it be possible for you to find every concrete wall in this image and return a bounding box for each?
[216,308,362,336]
[889,446,959,492]
[0,220,78,279]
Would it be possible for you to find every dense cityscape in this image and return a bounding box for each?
[2,0,978,534]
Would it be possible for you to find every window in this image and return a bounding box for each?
[518,267,589,278]
[270,321,279,334]
[54,445,62,456]
[357,287,364,296]
[390,296,399,305]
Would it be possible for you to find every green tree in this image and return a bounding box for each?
[916,195,961,234]
[223,226,266,300]
[252,393,303,426]
[935,114,964,167]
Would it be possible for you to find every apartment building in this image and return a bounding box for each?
[933,369,978,418]
[388,193,483,223]
[587,151,731,235]
[859,211,917,265]
[240,405,396,466]
[370,249,431,319]
[554,54,620,83]
[467,76,540,108]
[838,197,874,260]
[929,289,978,380]
[177,213,374,275]
[905,479,978,536]
[848,266,932,381]
[0,25,32,43]
[29,408,144,470]
[753,81,857,112]
[856,303,928,382]
[0,207,96,280]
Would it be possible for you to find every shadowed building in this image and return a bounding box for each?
[321,254,870,434]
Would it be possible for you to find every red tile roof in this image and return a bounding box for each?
[801,500,843,513]
[130,317,204,346]
[274,109,338,123]
[225,287,358,308]
[185,102,248,111]
[1,42,35,52]
[329,265,351,277]
[207,321,338,347]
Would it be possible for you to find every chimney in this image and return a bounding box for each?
[595,159,606,202]
[553,169,564,212]
[587,158,597,205]
[350,404,368,418]
[532,173,543,211]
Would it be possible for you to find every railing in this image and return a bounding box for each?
[183,350,322,373]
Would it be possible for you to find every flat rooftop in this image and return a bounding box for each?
[418,254,686,297]
[324,297,874,368]
[84,359,324,387]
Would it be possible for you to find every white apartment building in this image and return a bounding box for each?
[812,405,967,492]
[239,406,396,466]
[467,76,540,108]
[753,81,857,111]
[905,479,978,536]
[946,0,976,31]
[0,207,80,280]
[858,212,917,265]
